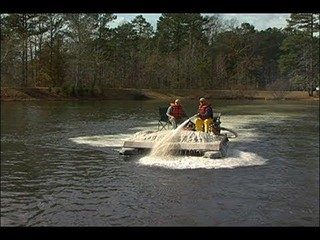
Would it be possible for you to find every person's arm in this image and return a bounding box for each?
[166,106,173,118]
[204,107,213,119]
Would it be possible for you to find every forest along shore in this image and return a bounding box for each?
[1,87,319,101]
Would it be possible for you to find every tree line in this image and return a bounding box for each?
[1,13,319,96]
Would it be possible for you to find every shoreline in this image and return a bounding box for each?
[1,87,319,102]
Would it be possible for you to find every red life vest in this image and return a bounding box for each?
[170,103,184,119]
[198,104,211,120]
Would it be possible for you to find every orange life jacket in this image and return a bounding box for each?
[170,103,184,119]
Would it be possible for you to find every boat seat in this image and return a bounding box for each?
[157,107,171,131]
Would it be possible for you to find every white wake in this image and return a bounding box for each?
[68,113,293,169]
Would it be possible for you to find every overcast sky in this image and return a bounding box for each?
[110,13,291,30]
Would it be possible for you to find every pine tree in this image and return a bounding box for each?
[281,13,320,96]
[286,13,319,38]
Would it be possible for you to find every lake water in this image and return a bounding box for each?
[1,99,319,226]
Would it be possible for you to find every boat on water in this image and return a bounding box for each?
[119,112,237,159]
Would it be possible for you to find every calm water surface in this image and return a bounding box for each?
[1,99,319,226]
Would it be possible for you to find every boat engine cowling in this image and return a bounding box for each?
[211,113,222,135]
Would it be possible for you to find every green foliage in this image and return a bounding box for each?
[1,13,319,95]
[286,13,320,37]
[279,13,320,94]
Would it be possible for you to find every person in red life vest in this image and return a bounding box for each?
[195,97,214,133]
[166,99,187,129]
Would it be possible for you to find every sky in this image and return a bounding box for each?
[110,13,291,30]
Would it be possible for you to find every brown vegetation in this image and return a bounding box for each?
[1,87,318,101]
[1,14,319,97]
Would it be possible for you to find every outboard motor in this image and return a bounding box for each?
[211,113,222,135]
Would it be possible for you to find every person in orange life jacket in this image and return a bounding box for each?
[166,99,187,129]
[195,97,214,133]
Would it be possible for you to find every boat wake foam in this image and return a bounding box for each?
[69,114,275,169]
[138,149,267,169]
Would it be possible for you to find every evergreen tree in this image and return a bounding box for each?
[280,13,320,95]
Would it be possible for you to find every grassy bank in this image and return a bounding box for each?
[1,87,319,101]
